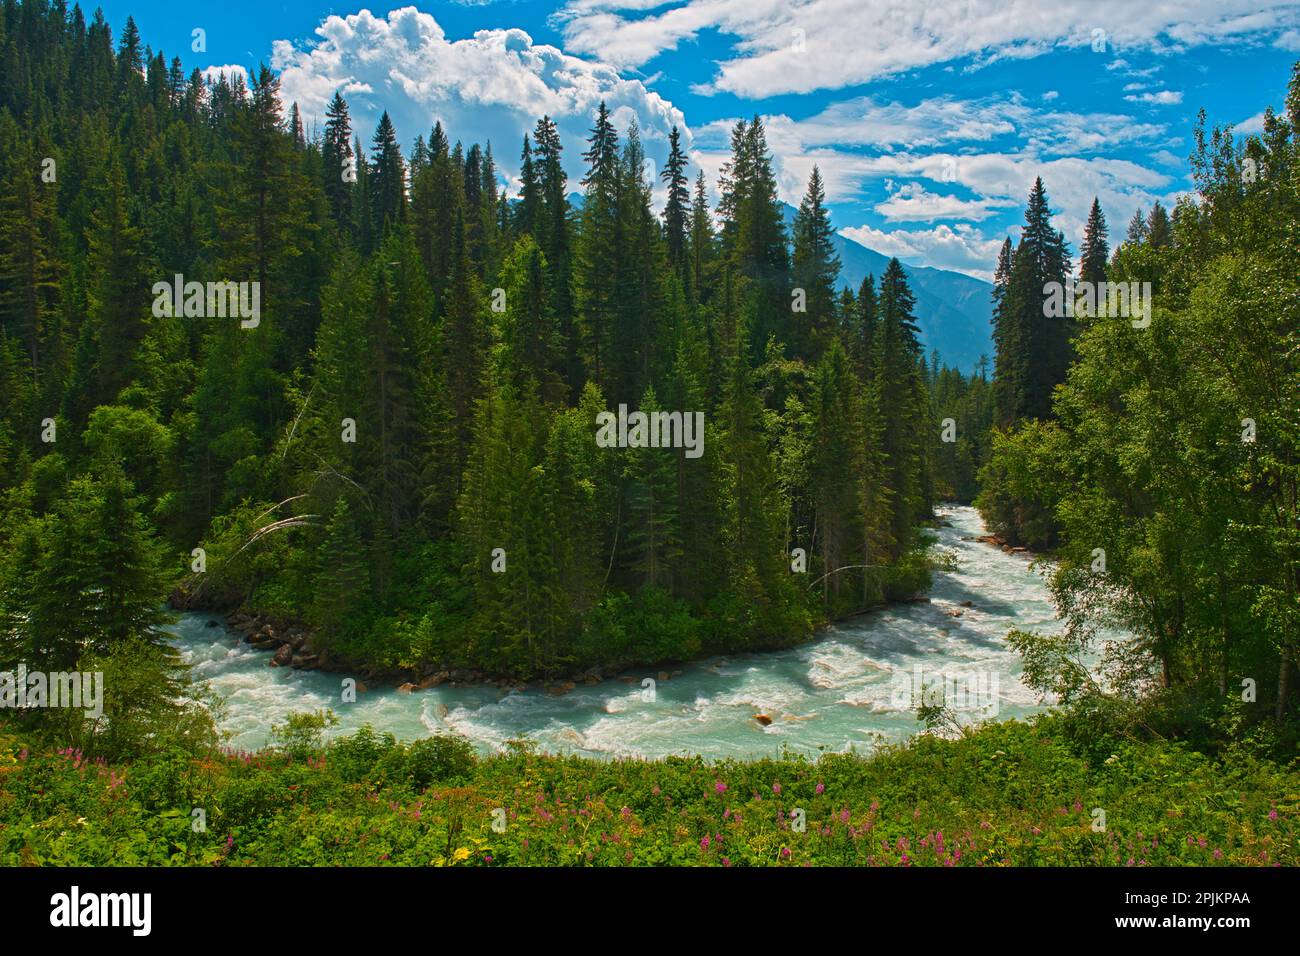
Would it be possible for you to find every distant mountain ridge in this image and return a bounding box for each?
[780,203,993,371]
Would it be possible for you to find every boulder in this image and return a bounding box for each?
[397,682,417,694]
[270,644,293,667]
[754,714,773,726]
[418,672,448,690]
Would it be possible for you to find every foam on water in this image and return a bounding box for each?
[170,505,1067,758]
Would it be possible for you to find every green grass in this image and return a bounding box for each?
[1,715,1295,866]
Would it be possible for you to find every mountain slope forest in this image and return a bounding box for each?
[0,1,996,692]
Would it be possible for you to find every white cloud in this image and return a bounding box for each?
[1236,111,1268,134]
[272,6,687,190]
[1124,90,1184,105]
[203,64,249,86]
[698,94,1169,162]
[874,183,1015,222]
[555,0,1300,97]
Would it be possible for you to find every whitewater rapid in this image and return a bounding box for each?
[170,505,1058,758]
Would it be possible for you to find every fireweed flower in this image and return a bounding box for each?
[715,780,727,795]
[815,781,825,794]
[772,782,781,795]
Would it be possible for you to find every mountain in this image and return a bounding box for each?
[780,203,993,371]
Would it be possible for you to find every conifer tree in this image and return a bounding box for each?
[322,91,354,230]
[791,165,840,362]
[661,125,690,283]
[370,111,406,235]
[1079,196,1109,287]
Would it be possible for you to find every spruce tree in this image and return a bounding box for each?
[790,165,840,362]
[661,125,690,284]
[1079,196,1109,287]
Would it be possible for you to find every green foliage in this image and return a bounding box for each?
[982,68,1300,742]
[269,709,339,761]
[1,717,1294,866]
[975,422,1064,549]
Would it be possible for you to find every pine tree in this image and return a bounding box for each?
[322,91,353,230]
[718,117,789,358]
[311,496,370,637]
[661,125,690,284]
[874,259,928,557]
[1079,196,1109,287]
[1146,200,1172,248]
[532,116,575,391]
[993,179,1071,424]
[990,237,1021,427]
[370,111,406,234]
[687,169,715,304]
[0,137,58,378]
[516,134,542,238]
[808,339,859,603]
[575,102,621,391]
[790,165,840,362]
[16,466,169,670]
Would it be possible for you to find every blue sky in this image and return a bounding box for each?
[97,0,1300,279]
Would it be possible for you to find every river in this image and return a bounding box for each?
[169,504,1058,759]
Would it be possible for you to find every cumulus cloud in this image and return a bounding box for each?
[202,64,249,86]
[554,0,1300,97]
[271,6,688,189]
